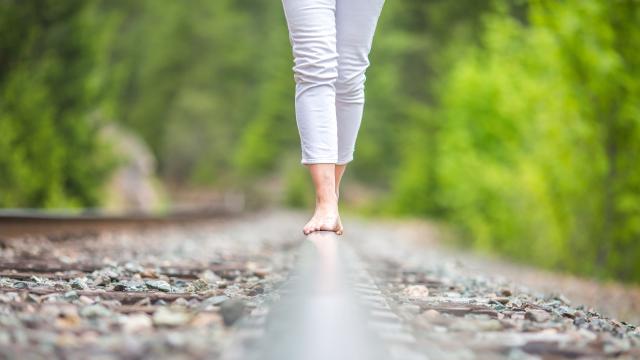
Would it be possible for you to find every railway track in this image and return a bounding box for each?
[0,204,240,239]
[0,210,638,359]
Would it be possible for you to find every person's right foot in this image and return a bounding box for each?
[303,200,343,235]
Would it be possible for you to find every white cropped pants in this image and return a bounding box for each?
[281,0,385,165]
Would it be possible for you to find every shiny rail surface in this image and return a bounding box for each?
[225,231,409,360]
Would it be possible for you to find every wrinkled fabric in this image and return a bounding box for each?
[282,0,385,164]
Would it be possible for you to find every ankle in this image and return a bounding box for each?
[316,190,337,202]
[315,194,338,209]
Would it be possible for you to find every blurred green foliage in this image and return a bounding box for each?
[393,0,640,281]
[1,0,638,281]
[0,0,113,207]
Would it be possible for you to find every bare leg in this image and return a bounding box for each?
[334,164,347,232]
[335,164,347,199]
[303,164,343,235]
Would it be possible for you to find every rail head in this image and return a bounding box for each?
[226,231,390,360]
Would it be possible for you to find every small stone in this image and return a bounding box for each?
[402,285,429,299]
[495,297,510,305]
[63,291,79,300]
[494,304,506,311]
[55,312,82,329]
[253,268,271,278]
[113,280,146,292]
[134,298,152,307]
[93,275,108,286]
[26,294,41,303]
[54,306,82,329]
[165,332,187,348]
[201,295,229,308]
[510,298,523,308]
[246,286,264,296]
[574,317,588,326]
[173,298,189,306]
[140,268,157,278]
[70,278,88,290]
[145,280,171,293]
[80,304,111,318]
[124,262,144,273]
[188,279,210,293]
[559,307,576,319]
[525,309,551,322]
[220,270,240,280]
[122,313,153,333]
[14,281,28,289]
[422,309,441,319]
[101,299,122,308]
[153,307,192,327]
[173,279,189,288]
[54,283,70,291]
[476,319,503,331]
[121,336,146,357]
[102,269,120,281]
[448,319,478,333]
[450,319,501,332]
[555,294,571,305]
[500,288,513,297]
[220,299,245,326]
[78,296,94,305]
[190,312,222,327]
[113,282,127,291]
[29,276,44,284]
[604,337,631,354]
[223,285,243,298]
[199,270,220,283]
[399,303,421,316]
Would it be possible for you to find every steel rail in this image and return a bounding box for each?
[0,203,241,238]
[223,231,416,360]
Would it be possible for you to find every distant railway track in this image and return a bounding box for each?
[0,203,242,238]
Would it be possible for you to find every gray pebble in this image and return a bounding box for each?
[63,290,79,300]
[80,304,111,318]
[220,299,245,326]
[70,278,88,290]
[153,307,191,327]
[14,281,28,289]
[525,309,551,322]
[145,280,171,292]
[114,280,146,292]
[201,295,229,308]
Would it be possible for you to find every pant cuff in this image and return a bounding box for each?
[301,157,339,165]
[336,155,354,165]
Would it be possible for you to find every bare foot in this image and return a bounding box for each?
[303,201,344,235]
